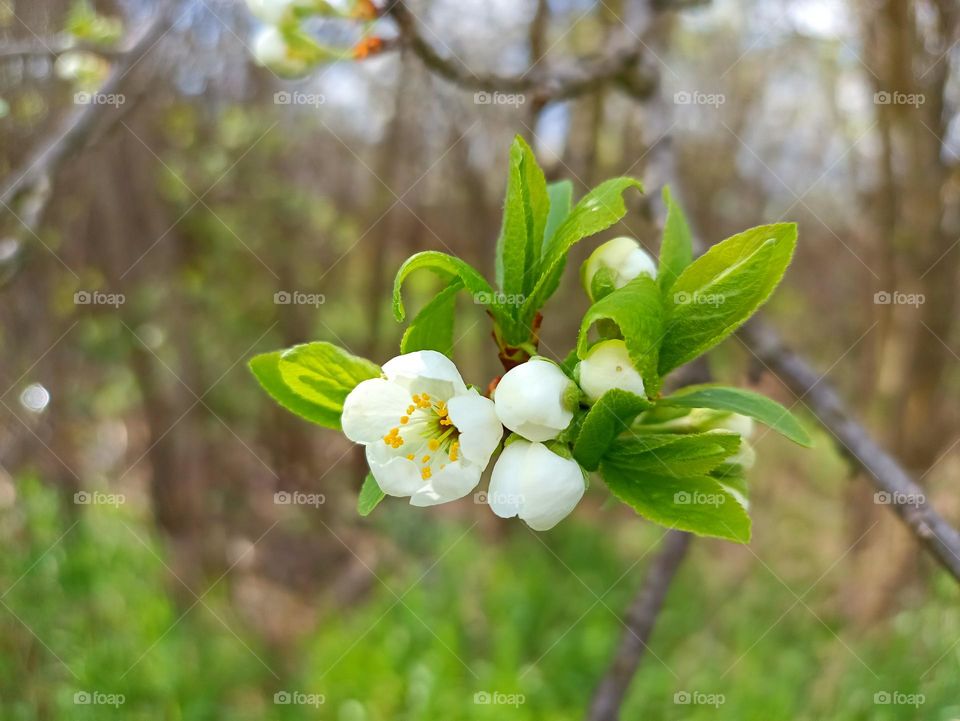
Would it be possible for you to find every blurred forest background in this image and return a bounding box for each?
[1,0,959,718]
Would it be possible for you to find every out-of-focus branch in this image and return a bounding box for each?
[739,319,960,581]
[0,38,125,61]
[586,530,692,721]
[385,0,658,102]
[0,10,170,210]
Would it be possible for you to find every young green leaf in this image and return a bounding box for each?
[603,431,741,478]
[543,180,573,252]
[658,383,812,446]
[520,177,643,325]
[358,473,385,516]
[573,389,653,471]
[658,186,693,295]
[400,280,463,355]
[576,275,663,393]
[495,136,549,299]
[599,455,751,543]
[658,223,797,375]
[250,342,380,429]
[392,250,514,330]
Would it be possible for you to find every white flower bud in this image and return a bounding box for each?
[252,26,310,76]
[494,358,576,442]
[488,440,585,531]
[577,340,645,402]
[581,236,657,301]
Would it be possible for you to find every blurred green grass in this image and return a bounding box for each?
[2,475,958,720]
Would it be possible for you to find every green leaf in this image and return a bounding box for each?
[573,390,653,471]
[543,180,573,252]
[392,250,511,327]
[576,275,663,393]
[495,136,549,299]
[603,432,741,478]
[400,280,463,355]
[658,186,693,295]
[658,383,812,446]
[658,223,797,375]
[358,473,385,516]
[600,443,751,543]
[250,351,344,428]
[520,177,643,327]
[249,342,380,430]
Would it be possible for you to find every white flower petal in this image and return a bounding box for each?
[487,442,525,519]
[382,350,467,399]
[409,461,481,506]
[365,444,424,497]
[494,358,574,442]
[517,443,585,531]
[447,390,502,466]
[341,378,410,444]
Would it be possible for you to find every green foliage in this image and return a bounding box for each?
[400,280,463,356]
[495,137,549,298]
[576,275,663,393]
[659,384,812,446]
[658,223,798,375]
[357,472,385,516]
[519,177,644,332]
[601,436,750,543]
[249,342,379,430]
[657,185,693,295]
[573,390,653,471]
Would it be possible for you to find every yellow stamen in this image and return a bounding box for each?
[407,454,415,460]
[407,405,415,414]
[428,439,440,451]
[400,416,409,424]
[422,455,430,463]
[421,467,432,480]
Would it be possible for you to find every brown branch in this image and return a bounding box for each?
[587,530,692,721]
[0,10,170,210]
[0,38,126,61]
[385,0,658,102]
[739,319,960,581]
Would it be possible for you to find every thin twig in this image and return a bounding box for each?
[739,319,960,580]
[0,10,170,209]
[587,530,692,721]
[385,0,658,102]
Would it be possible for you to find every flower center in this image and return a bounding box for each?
[382,392,461,480]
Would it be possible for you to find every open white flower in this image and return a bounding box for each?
[581,236,657,300]
[577,339,646,402]
[488,440,586,531]
[252,26,310,76]
[494,357,576,442]
[341,351,502,506]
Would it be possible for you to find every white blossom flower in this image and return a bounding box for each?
[487,439,586,531]
[341,351,502,506]
[581,236,657,300]
[577,339,646,402]
[494,357,577,442]
[252,26,309,76]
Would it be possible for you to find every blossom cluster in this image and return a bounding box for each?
[341,237,755,531]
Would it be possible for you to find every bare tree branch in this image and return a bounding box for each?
[0,10,170,210]
[587,530,692,721]
[0,38,125,61]
[739,319,960,581]
[385,0,658,102]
